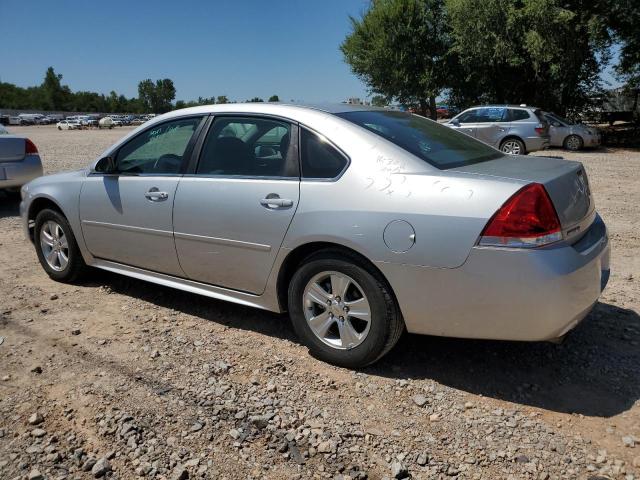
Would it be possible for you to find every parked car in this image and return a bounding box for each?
[543,112,601,150]
[1,134,43,192]
[20,104,609,367]
[446,105,550,155]
[8,116,24,126]
[98,117,115,129]
[56,120,81,130]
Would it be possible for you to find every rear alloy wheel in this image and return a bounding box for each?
[500,138,525,155]
[288,253,404,368]
[564,134,583,151]
[34,209,87,282]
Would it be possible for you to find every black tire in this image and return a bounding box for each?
[288,251,404,368]
[57,126,62,130]
[563,134,584,151]
[499,138,526,155]
[34,209,87,283]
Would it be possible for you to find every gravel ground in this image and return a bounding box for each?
[1,125,639,480]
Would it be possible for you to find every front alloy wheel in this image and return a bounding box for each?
[40,220,69,271]
[34,208,87,282]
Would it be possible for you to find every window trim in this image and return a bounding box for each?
[186,113,300,180]
[298,125,351,182]
[90,115,207,177]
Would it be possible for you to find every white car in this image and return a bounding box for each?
[98,117,115,129]
[57,120,81,130]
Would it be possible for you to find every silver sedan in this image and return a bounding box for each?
[20,104,610,367]
[0,131,43,193]
[544,112,601,150]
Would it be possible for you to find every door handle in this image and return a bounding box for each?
[260,194,293,209]
[144,188,169,201]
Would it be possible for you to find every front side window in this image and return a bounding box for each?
[474,107,507,123]
[115,117,202,174]
[337,110,503,169]
[300,128,348,179]
[456,110,479,123]
[196,116,297,177]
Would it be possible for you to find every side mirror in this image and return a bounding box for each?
[450,118,460,127]
[93,156,116,174]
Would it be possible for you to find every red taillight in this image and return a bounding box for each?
[534,124,545,135]
[479,183,562,248]
[25,138,38,154]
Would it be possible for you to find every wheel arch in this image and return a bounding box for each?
[275,241,399,313]
[27,196,66,241]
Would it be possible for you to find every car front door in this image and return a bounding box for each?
[80,116,205,275]
[173,115,300,294]
[448,110,478,137]
[473,107,510,147]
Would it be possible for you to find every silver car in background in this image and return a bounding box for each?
[0,131,43,193]
[544,112,601,150]
[20,104,609,368]
[447,105,550,155]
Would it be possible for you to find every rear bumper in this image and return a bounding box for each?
[524,136,550,152]
[0,155,43,189]
[378,214,610,341]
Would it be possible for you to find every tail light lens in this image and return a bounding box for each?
[25,138,38,154]
[534,123,545,135]
[478,183,562,248]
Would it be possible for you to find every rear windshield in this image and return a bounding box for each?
[335,110,503,169]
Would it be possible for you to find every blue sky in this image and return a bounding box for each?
[0,0,622,103]
[0,0,371,102]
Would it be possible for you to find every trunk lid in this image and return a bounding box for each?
[0,136,27,162]
[453,155,594,242]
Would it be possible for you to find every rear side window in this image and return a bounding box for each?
[509,109,531,121]
[300,128,348,179]
[196,116,298,178]
[336,110,502,169]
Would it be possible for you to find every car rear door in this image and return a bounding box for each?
[79,116,205,276]
[172,115,300,294]
[473,107,510,147]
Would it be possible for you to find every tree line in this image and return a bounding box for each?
[341,0,640,118]
[0,68,281,114]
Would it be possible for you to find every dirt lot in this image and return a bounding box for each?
[1,125,639,480]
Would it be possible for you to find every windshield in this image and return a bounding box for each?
[335,110,503,169]
[546,112,573,125]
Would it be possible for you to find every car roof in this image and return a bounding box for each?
[155,102,389,120]
[465,105,540,110]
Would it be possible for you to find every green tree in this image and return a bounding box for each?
[371,95,388,107]
[247,97,264,103]
[138,78,176,113]
[216,95,229,104]
[445,0,610,113]
[341,0,451,118]
[268,95,280,102]
[41,67,71,110]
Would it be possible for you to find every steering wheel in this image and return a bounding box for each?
[153,154,182,173]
